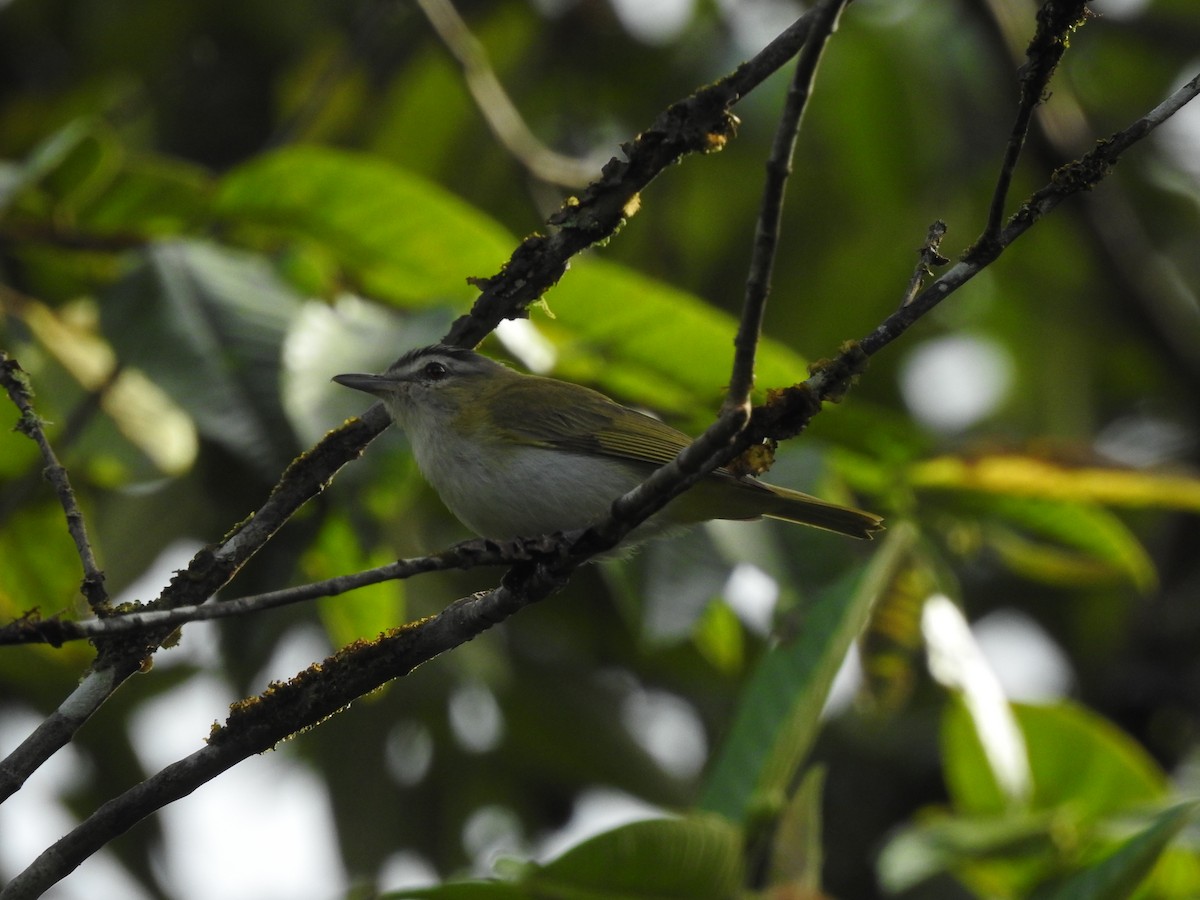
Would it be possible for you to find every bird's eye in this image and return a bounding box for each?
[423,361,448,380]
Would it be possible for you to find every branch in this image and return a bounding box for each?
[415,0,596,188]
[984,0,1090,239]
[727,0,849,412]
[0,353,108,615]
[0,536,564,646]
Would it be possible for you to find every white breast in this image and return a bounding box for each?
[403,413,646,539]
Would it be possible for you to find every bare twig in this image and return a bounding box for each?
[727,0,849,412]
[415,0,596,189]
[0,535,564,646]
[984,0,1089,240]
[900,221,949,308]
[0,353,108,615]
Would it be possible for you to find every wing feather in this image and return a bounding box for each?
[490,376,691,466]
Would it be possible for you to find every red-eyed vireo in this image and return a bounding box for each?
[333,345,883,544]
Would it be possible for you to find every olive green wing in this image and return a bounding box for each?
[490,375,691,466]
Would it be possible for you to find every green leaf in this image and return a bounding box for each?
[214,146,514,306]
[383,815,743,900]
[877,810,1060,894]
[940,492,1156,593]
[943,700,1167,819]
[382,882,528,900]
[698,522,917,824]
[925,608,1031,807]
[0,502,88,622]
[767,765,826,891]
[527,814,743,900]
[305,514,405,647]
[533,257,809,422]
[0,118,115,215]
[99,239,303,479]
[911,454,1200,513]
[76,154,211,235]
[1039,801,1200,900]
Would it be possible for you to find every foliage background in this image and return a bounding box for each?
[2,0,1200,898]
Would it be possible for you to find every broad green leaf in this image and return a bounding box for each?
[535,257,810,422]
[99,239,302,480]
[214,146,513,306]
[527,813,743,899]
[925,606,1031,807]
[699,522,916,824]
[306,513,406,647]
[382,884,528,900]
[940,493,1156,593]
[0,503,88,622]
[986,523,1155,592]
[1040,801,1200,900]
[911,455,1200,512]
[943,700,1167,819]
[767,765,826,892]
[383,815,743,900]
[877,810,1060,894]
[76,154,211,235]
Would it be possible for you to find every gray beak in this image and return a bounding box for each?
[331,373,394,396]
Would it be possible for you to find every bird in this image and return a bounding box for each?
[333,344,882,545]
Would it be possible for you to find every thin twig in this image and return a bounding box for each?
[727,0,849,412]
[900,221,949,308]
[984,0,1089,240]
[0,536,564,646]
[415,0,596,188]
[0,353,108,615]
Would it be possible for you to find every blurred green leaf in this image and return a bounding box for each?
[698,522,916,825]
[527,813,743,899]
[878,810,1060,894]
[0,118,115,215]
[692,599,745,675]
[76,154,211,235]
[384,814,743,900]
[767,764,826,892]
[912,455,1200,513]
[536,257,809,422]
[99,239,302,479]
[306,513,405,647]
[938,492,1157,593]
[944,700,1167,820]
[1039,801,1200,900]
[214,146,513,306]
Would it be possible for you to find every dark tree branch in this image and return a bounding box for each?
[0,535,564,646]
[727,0,849,413]
[0,353,108,615]
[984,0,1090,240]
